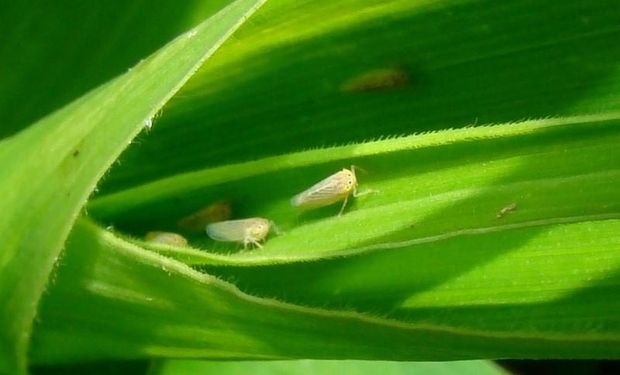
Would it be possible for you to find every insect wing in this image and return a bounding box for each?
[206,220,247,242]
[291,171,350,208]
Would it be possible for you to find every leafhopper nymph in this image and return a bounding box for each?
[291,166,376,216]
[206,217,273,249]
[145,231,188,247]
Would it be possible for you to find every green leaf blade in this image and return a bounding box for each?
[88,114,620,265]
[97,0,620,193]
[30,116,620,363]
[0,0,267,373]
[29,219,620,365]
[152,359,508,375]
[4,0,620,369]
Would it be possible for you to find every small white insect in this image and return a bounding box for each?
[291,165,376,216]
[145,231,188,247]
[206,217,273,249]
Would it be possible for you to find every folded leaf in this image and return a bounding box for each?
[0,0,266,373]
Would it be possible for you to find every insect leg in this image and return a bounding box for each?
[351,165,378,197]
[338,194,350,216]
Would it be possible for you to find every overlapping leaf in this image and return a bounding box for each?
[0,0,266,373]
